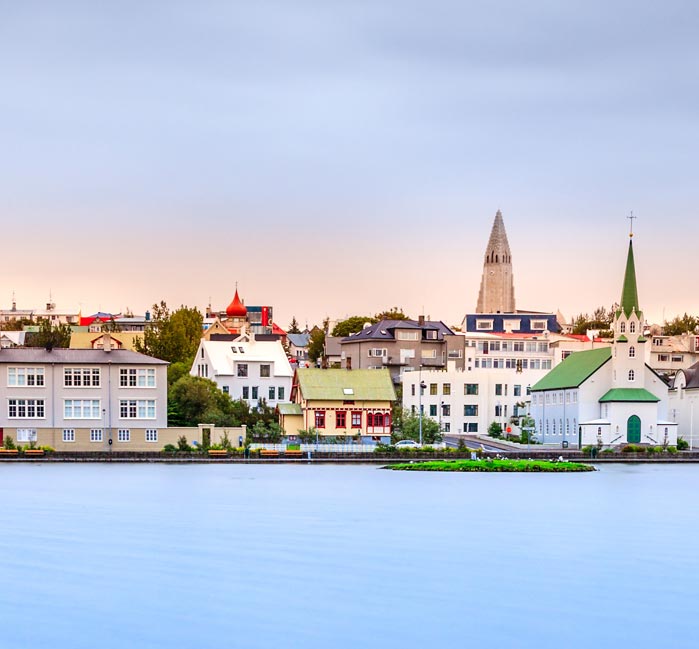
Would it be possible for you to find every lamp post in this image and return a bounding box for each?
[691,401,695,451]
[418,379,426,446]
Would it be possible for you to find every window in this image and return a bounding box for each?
[260,364,271,377]
[495,405,503,417]
[90,429,103,442]
[62,429,75,443]
[444,423,451,432]
[629,321,636,333]
[495,384,503,396]
[237,364,248,377]
[8,399,45,419]
[368,348,387,357]
[396,331,419,341]
[242,386,249,399]
[443,383,451,395]
[252,386,258,400]
[222,386,229,394]
[8,367,45,387]
[315,411,325,428]
[442,404,451,416]
[629,346,635,358]
[269,386,275,400]
[658,354,669,362]
[429,404,437,417]
[467,423,478,433]
[119,368,155,387]
[513,341,524,352]
[531,320,546,330]
[65,368,101,387]
[425,330,438,340]
[464,405,478,416]
[447,350,463,359]
[653,338,663,346]
[278,387,285,401]
[119,399,156,419]
[351,411,362,428]
[672,355,683,363]
[489,341,501,352]
[64,399,101,419]
[411,384,416,396]
[145,429,158,442]
[620,322,626,333]
[118,429,130,442]
[336,411,346,428]
[628,370,635,382]
[514,385,521,397]
[430,383,438,395]
[421,349,437,359]
[465,384,479,395]
[476,319,493,331]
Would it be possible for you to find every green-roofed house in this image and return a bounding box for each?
[530,234,677,448]
[279,368,396,443]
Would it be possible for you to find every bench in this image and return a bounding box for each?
[259,449,279,458]
[23,449,45,457]
[0,449,19,456]
[208,449,228,458]
[283,450,304,458]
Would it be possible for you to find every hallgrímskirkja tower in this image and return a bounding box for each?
[475,210,515,313]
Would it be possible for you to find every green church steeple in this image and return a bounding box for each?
[619,239,641,318]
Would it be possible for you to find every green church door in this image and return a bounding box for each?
[627,415,641,444]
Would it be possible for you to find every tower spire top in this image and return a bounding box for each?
[620,236,640,318]
[475,209,516,313]
[627,211,637,238]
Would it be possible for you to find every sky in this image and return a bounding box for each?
[2,0,698,328]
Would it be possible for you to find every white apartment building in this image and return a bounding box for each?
[0,346,168,450]
[192,336,293,407]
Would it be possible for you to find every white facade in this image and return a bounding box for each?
[668,366,699,448]
[0,348,168,448]
[192,336,293,407]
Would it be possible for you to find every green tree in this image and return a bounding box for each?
[102,317,123,333]
[393,409,442,444]
[488,421,503,438]
[167,361,191,387]
[374,307,410,321]
[26,319,72,349]
[168,375,238,427]
[571,306,614,335]
[134,301,203,364]
[287,317,301,334]
[0,318,32,331]
[331,316,377,338]
[307,328,325,364]
[663,313,699,336]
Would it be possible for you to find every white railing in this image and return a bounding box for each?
[250,443,377,453]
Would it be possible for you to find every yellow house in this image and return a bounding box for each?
[69,331,143,352]
[279,368,396,443]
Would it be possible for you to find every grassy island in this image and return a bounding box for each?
[386,459,595,472]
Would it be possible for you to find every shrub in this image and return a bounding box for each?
[457,438,466,451]
[677,437,689,451]
[601,448,616,455]
[3,435,16,450]
[581,445,596,455]
[646,446,657,455]
[177,435,192,452]
[374,444,394,454]
[162,444,177,453]
[488,422,503,438]
[621,444,644,453]
[666,445,678,455]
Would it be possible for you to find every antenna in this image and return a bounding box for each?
[627,211,637,238]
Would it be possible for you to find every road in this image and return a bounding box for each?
[444,435,511,453]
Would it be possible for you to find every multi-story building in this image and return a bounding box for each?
[649,333,699,380]
[0,345,168,451]
[0,299,79,326]
[278,368,395,443]
[191,336,293,407]
[340,318,461,383]
[669,361,699,446]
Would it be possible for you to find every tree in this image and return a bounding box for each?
[331,316,377,338]
[663,313,699,336]
[393,409,442,444]
[374,307,410,321]
[134,302,203,364]
[26,319,72,349]
[1,318,32,331]
[288,317,301,334]
[102,317,123,333]
[297,427,317,443]
[307,328,325,364]
[168,375,238,427]
[488,421,503,438]
[167,361,191,387]
[571,305,614,335]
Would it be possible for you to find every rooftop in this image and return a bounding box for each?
[296,368,396,401]
[531,347,612,391]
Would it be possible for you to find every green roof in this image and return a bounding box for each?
[599,388,660,403]
[616,335,628,342]
[619,239,641,318]
[278,403,302,415]
[531,347,611,391]
[296,368,396,402]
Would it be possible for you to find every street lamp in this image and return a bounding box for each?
[418,380,426,446]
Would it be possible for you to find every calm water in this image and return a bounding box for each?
[1,462,697,648]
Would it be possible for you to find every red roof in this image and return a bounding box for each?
[272,322,286,336]
[225,289,247,317]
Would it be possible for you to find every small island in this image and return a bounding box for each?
[386,459,595,472]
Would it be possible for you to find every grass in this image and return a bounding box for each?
[386,458,595,472]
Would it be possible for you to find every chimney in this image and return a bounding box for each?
[346,356,352,370]
[418,315,425,326]
[103,333,112,353]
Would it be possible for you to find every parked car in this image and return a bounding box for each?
[395,440,421,448]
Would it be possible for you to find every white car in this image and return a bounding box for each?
[395,440,421,449]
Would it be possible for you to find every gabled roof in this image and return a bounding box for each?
[342,319,454,343]
[200,339,293,377]
[277,403,302,415]
[296,369,396,401]
[287,332,311,348]
[0,348,167,364]
[531,347,611,391]
[599,388,660,403]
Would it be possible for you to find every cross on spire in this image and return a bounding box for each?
[627,211,637,238]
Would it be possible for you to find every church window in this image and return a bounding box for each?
[629,346,635,358]
[620,322,626,333]
[628,370,635,382]
[629,322,636,333]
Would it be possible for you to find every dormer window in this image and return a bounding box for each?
[620,322,626,333]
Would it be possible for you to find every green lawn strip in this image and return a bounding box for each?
[386,459,595,472]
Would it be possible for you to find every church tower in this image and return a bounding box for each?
[476,210,516,313]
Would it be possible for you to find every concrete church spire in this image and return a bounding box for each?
[475,210,516,313]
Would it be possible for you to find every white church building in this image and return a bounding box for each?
[530,234,677,448]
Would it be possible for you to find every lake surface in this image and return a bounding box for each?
[0,462,697,648]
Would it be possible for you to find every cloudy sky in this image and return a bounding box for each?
[2,1,697,327]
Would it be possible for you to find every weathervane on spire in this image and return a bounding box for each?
[627,211,637,238]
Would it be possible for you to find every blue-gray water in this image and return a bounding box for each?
[1,463,697,648]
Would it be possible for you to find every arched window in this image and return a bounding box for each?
[620,322,626,333]
[367,413,374,427]
[629,346,635,358]
[628,369,635,382]
[629,321,636,333]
